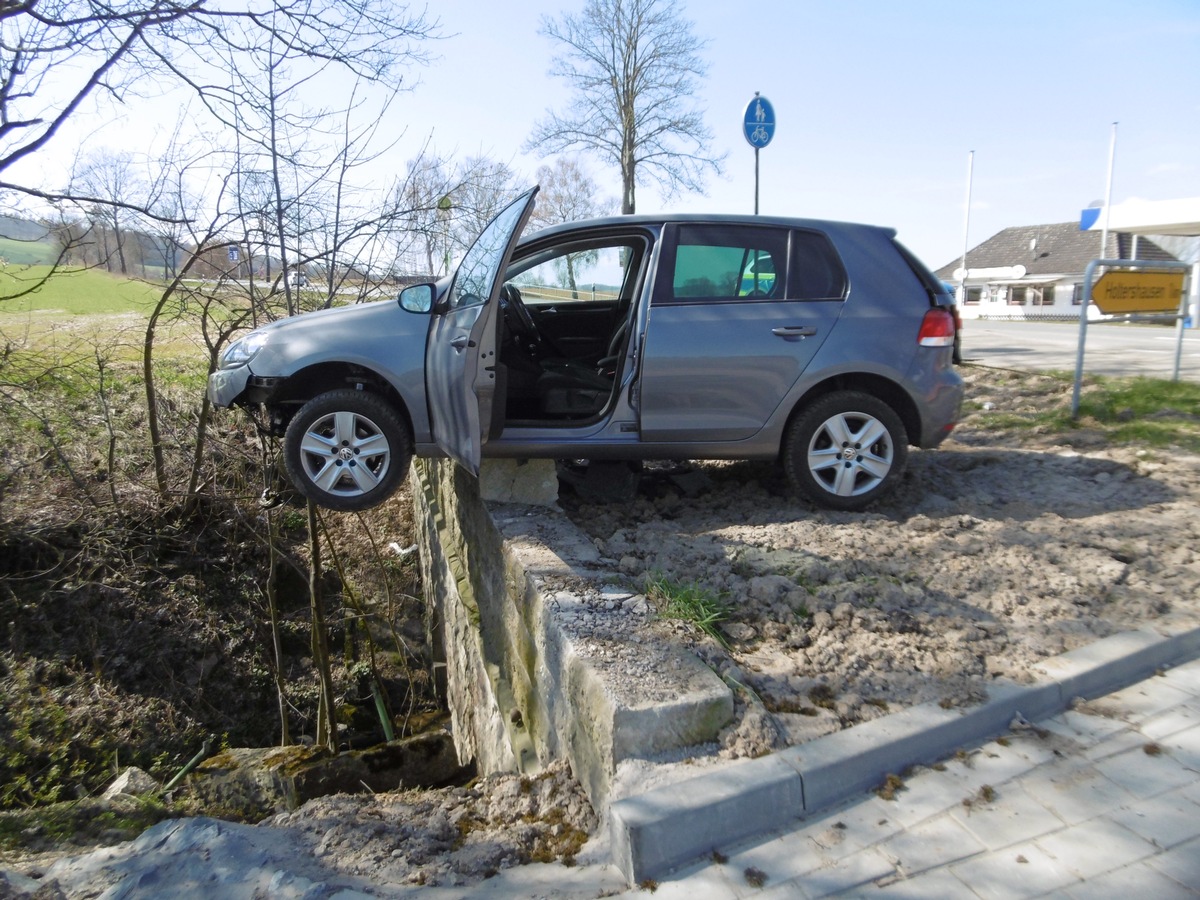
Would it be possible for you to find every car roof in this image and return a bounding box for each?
[521,213,899,244]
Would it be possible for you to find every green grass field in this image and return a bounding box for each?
[0,265,161,314]
[0,235,59,266]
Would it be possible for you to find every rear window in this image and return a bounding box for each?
[892,240,950,305]
[791,230,847,300]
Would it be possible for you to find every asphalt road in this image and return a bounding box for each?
[960,318,1200,382]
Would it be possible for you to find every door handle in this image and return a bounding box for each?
[450,335,470,351]
[772,326,818,338]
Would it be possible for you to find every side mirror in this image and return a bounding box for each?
[398,283,435,313]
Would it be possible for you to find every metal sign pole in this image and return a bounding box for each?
[1173,272,1192,381]
[754,147,760,215]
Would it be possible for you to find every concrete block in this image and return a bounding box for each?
[949,839,1078,899]
[1034,818,1157,879]
[610,754,803,883]
[787,846,896,898]
[1139,705,1200,742]
[950,785,1066,851]
[725,823,829,884]
[779,680,1061,813]
[1078,861,1200,899]
[479,458,559,506]
[1164,722,1200,772]
[1018,766,1133,826]
[610,659,734,761]
[1093,745,1196,799]
[1147,835,1200,890]
[1033,626,1200,703]
[1160,657,1200,693]
[876,814,987,874]
[1109,792,1200,849]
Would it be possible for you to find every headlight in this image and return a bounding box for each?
[219,331,268,369]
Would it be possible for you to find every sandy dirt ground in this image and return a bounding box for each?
[562,367,1199,757]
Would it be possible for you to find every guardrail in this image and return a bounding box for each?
[517,282,619,304]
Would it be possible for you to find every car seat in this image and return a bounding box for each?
[535,318,629,418]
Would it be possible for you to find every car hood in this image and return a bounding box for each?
[256,297,408,335]
[248,297,429,378]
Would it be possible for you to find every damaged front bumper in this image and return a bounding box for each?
[206,366,252,408]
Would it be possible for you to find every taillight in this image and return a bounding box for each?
[918,308,956,347]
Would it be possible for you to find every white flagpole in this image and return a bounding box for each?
[959,150,974,301]
[1099,123,1118,259]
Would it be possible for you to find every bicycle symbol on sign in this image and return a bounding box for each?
[743,94,775,149]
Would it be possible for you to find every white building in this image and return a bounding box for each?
[936,197,1200,325]
[934,222,1180,321]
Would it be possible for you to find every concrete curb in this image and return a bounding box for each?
[608,624,1200,883]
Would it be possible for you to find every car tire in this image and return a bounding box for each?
[283,390,412,512]
[783,391,908,511]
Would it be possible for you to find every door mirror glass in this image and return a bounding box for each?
[398,283,434,313]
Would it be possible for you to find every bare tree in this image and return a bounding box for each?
[530,158,614,295]
[393,154,460,277]
[390,153,519,278]
[448,156,521,253]
[74,149,141,274]
[142,120,210,282]
[0,2,436,209]
[1,1,438,304]
[527,0,723,215]
[530,157,613,228]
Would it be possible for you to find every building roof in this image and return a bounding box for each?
[934,222,1178,280]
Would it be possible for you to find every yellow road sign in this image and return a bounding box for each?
[1092,270,1185,314]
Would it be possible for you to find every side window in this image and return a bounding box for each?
[790,231,848,300]
[508,240,642,305]
[739,253,776,297]
[669,225,787,301]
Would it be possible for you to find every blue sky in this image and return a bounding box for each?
[16,0,1200,270]
[409,0,1200,268]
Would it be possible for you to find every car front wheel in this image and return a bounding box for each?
[783,391,908,511]
[283,390,412,511]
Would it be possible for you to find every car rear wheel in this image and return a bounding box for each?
[783,391,908,511]
[283,390,412,511]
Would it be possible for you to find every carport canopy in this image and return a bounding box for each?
[1080,197,1200,237]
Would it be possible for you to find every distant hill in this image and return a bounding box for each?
[0,213,59,265]
[0,214,52,242]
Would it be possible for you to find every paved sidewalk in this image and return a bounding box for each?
[609,657,1200,898]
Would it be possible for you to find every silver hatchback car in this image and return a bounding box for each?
[208,188,962,512]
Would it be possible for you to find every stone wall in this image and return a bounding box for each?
[410,458,733,812]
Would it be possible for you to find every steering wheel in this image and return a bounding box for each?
[500,283,539,342]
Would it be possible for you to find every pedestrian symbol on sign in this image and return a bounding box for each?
[743,94,776,148]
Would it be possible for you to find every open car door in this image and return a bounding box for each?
[426,187,538,475]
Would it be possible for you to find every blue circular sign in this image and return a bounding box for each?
[743,95,776,148]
